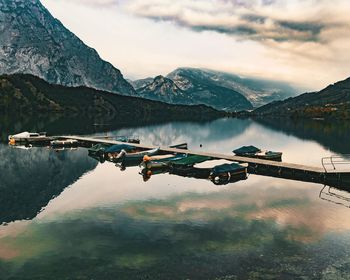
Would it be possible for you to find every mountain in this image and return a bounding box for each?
[167,68,297,108]
[0,74,224,121]
[134,71,253,111]
[137,75,192,104]
[0,0,136,95]
[253,77,350,119]
[129,77,154,90]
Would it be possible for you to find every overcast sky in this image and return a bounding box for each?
[41,0,350,91]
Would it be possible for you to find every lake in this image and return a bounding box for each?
[1,117,350,279]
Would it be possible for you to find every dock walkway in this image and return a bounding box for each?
[62,135,350,188]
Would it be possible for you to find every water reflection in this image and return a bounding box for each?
[0,144,97,224]
[255,117,350,155]
[1,117,350,279]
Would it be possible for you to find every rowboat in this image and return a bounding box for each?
[233,146,282,161]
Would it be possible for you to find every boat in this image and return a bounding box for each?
[115,148,161,161]
[8,132,52,145]
[105,144,136,154]
[141,154,187,169]
[50,139,79,148]
[170,158,248,185]
[87,143,112,156]
[233,145,282,161]
[209,162,248,185]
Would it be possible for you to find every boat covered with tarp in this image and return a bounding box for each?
[170,158,248,185]
[233,145,282,161]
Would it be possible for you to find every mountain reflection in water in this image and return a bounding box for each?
[1,117,350,279]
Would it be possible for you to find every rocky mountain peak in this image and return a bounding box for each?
[0,0,136,95]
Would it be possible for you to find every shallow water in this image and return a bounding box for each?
[1,118,350,279]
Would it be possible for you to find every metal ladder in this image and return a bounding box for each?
[321,155,350,172]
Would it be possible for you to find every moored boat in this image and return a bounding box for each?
[233,145,282,161]
[141,154,187,169]
[170,158,248,185]
[87,143,112,156]
[115,148,161,161]
[8,132,52,145]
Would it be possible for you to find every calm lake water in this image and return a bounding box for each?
[1,117,350,279]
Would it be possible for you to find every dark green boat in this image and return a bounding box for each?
[233,145,282,161]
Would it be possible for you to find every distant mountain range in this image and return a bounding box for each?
[131,68,298,111]
[0,74,223,122]
[0,0,136,96]
[253,77,350,119]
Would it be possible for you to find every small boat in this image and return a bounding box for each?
[233,145,282,161]
[8,132,52,145]
[87,143,112,156]
[116,148,161,161]
[50,139,79,148]
[141,154,187,169]
[105,144,136,154]
[170,159,248,185]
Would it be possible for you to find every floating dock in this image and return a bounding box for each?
[61,135,350,189]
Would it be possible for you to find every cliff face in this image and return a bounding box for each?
[0,0,136,95]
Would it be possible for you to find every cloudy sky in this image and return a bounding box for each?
[41,0,350,90]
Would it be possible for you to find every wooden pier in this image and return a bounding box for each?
[61,135,350,189]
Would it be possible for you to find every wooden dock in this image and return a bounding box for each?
[61,135,350,189]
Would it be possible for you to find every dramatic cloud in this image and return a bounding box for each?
[123,0,349,44]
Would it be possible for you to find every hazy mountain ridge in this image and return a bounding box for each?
[253,77,350,119]
[168,68,297,107]
[134,69,254,111]
[0,0,136,96]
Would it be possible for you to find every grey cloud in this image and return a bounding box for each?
[123,0,349,44]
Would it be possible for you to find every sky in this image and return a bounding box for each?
[40,0,350,91]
